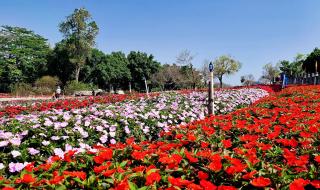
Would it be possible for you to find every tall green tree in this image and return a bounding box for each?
[212,55,241,88]
[59,8,99,82]
[47,40,74,85]
[127,51,160,91]
[0,26,50,91]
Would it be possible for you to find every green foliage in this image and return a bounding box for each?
[304,48,320,73]
[212,55,241,88]
[279,54,305,76]
[47,40,75,85]
[10,82,34,96]
[59,8,99,82]
[127,51,160,91]
[34,76,60,95]
[64,80,97,95]
[0,25,50,91]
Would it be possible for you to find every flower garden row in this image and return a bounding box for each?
[0,86,319,189]
[0,93,159,118]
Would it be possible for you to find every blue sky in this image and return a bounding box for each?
[1,0,320,85]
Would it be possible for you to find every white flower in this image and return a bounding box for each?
[42,140,50,146]
[0,163,5,170]
[11,150,21,158]
[109,131,116,138]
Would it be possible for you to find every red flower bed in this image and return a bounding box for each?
[1,85,320,189]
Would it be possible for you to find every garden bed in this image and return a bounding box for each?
[0,86,319,189]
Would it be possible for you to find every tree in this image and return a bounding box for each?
[303,48,320,74]
[47,40,75,85]
[261,63,280,84]
[127,51,160,91]
[240,74,255,86]
[212,55,241,88]
[279,60,291,75]
[59,8,99,82]
[80,48,105,86]
[151,64,185,90]
[105,52,131,90]
[291,54,305,76]
[176,50,199,89]
[0,25,50,91]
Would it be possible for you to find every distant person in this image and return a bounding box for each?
[55,86,61,99]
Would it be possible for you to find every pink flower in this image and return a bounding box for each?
[9,162,27,173]
[0,140,9,147]
[27,148,40,155]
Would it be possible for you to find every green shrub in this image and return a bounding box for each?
[34,76,60,95]
[10,83,34,97]
[64,80,97,95]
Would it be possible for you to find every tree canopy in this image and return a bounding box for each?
[212,55,241,88]
[127,51,161,91]
[0,25,50,91]
[59,8,99,82]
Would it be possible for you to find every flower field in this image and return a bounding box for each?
[0,85,318,189]
[4,86,320,189]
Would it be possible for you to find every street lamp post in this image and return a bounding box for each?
[143,76,149,98]
[208,62,214,115]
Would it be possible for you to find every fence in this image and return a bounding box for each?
[284,73,320,86]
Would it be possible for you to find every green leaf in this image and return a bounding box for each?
[105,178,114,184]
[120,160,128,168]
[55,185,67,190]
[73,177,84,185]
[129,181,138,190]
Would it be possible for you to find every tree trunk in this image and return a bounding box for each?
[219,76,223,88]
[75,65,80,83]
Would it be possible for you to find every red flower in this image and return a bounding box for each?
[222,139,232,148]
[2,187,15,190]
[184,150,199,163]
[24,162,35,172]
[21,174,36,184]
[63,171,86,181]
[131,151,147,161]
[200,180,217,190]
[311,180,320,188]
[251,177,271,187]
[168,176,192,188]
[208,154,222,172]
[289,178,309,190]
[201,141,209,148]
[242,170,257,180]
[94,149,113,164]
[187,183,203,190]
[198,171,209,180]
[315,155,320,163]
[94,164,110,173]
[145,172,161,186]
[102,169,116,177]
[49,175,65,185]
